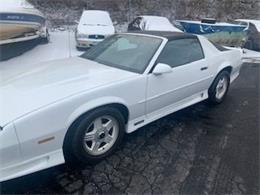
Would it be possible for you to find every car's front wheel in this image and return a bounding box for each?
[65,107,125,164]
[208,71,230,104]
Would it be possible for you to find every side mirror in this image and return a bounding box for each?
[152,63,172,75]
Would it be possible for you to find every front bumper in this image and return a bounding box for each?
[0,123,65,182]
[76,38,104,48]
[0,123,22,182]
[0,149,64,182]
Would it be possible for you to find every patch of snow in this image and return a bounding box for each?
[141,16,182,32]
[236,19,260,32]
[0,0,33,9]
[77,10,115,36]
[115,23,128,33]
[0,0,21,7]
[0,31,83,81]
[80,10,113,26]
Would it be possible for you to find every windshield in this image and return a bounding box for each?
[81,34,163,73]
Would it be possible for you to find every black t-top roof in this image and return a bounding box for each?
[128,31,197,40]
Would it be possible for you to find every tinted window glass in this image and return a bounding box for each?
[157,38,204,68]
[81,34,162,73]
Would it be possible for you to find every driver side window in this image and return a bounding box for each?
[157,38,204,68]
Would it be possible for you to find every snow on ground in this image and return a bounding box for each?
[115,23,128,33]
[0,31,84,81]
[242,49,260,63]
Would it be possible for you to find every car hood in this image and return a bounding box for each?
[77,25,115,35]
[0,57,136,127]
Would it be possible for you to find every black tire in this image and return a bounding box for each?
[208,71,230,104]
[76,46,89,51]
[41,36,49,44]
[41,31,50,44]
[76,46,82,51]
[64,107,125,164]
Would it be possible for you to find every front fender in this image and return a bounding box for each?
[66,96,128,129]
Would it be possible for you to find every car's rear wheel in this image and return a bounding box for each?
[208,71,230,104]
[65,107,125,163]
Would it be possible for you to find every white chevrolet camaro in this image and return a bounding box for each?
[0,32,242,182]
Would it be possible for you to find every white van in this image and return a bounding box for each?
[75,10,115,49]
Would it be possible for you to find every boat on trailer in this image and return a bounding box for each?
[0,0,48,45]
[176,18,248,47]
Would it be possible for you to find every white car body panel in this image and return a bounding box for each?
[77,25,115,36]
[140,16,182,32]
[77,10,115,34]
[146,59,210,114]
[0,57,137,127]
[0,124,21,168]
[75,10,115,47]
[0,33,243,182]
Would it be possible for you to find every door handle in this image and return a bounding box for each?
[200,67,208,71]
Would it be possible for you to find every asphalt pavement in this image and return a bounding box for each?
[0,63,259,195]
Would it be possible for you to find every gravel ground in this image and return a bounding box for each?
[0,63,259,194]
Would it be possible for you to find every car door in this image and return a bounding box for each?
[146,37,211,118]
